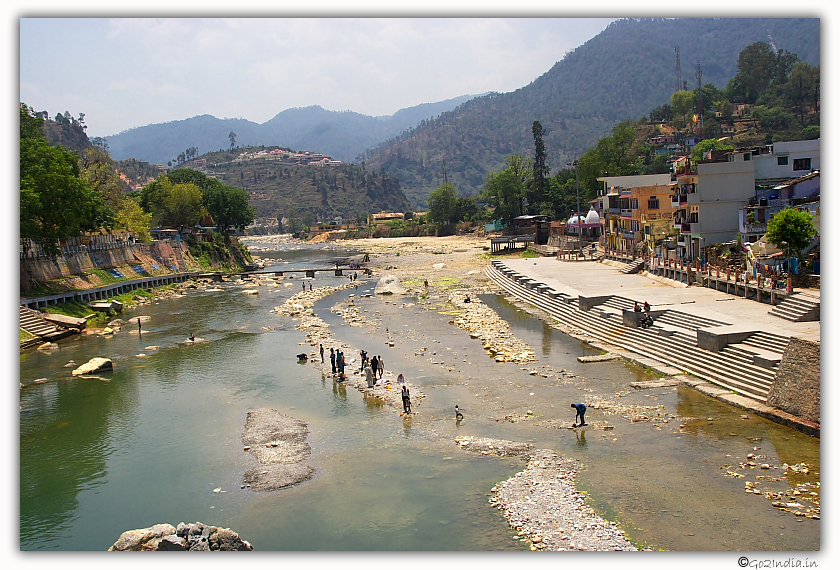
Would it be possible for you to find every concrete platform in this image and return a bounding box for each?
[504,257,820,344]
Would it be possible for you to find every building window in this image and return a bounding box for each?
[793,158,812,171]
[648,198,660,209]
[744,153,751,161]
[777,156,789,166]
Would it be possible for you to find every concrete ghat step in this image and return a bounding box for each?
[486,266,774,401]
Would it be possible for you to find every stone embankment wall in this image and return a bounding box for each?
[21,242,183,290]
[766,338,820,424]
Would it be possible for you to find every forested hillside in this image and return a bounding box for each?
[363,17,819,207]
[104,95,476,166]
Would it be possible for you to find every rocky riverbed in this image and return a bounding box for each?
[454,436,637,551]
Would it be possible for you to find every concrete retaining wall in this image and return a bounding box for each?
[766,338,820,425]
[21,242,182,287]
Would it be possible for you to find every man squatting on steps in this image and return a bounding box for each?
[572,403,587,427]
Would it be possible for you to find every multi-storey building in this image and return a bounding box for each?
[597,174,675,255]
[673,139,819,260]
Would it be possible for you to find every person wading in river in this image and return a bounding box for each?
[401,385,411,414]
[377,355,384,379]
[330,348,336,374]
[364,363,375,388]
[571,403,587,427]
[319,344,325,363]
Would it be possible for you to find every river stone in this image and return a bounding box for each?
[156,534,186,551]
[37,342,58,351]
[243,463,316,491]
[108,523,176,551]
[242,408,314,491]
[72,357,113,376]
[374,274,405,295]
[110,522,253,551]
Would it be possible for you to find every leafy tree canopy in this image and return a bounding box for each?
[482,154,531,220]
[426,183,458,224]
[691,139,735,161]
[765,207,817,258]
[20,102,113,255]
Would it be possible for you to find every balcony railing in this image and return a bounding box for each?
[620,208,633,218]
[741,222,768,234]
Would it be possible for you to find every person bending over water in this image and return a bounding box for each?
[571,403,587,427]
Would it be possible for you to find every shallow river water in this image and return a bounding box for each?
[19,242,820,551]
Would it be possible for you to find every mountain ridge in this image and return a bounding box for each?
[362,17,819,206]
[105,94,478,165]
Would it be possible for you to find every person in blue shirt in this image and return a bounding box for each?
[571,403,587,427]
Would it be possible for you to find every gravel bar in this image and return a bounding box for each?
[456,436,638,551]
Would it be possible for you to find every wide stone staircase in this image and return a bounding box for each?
[20,306,61,348]
[620,258,646,274]
[768,293,820,322]
[486,261,784,403]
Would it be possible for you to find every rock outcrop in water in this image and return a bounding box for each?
[242,408,315,491]
[108,521,253,551]
[374,274,405,295]
[71,357,113,375]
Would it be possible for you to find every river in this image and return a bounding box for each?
[19,239,820,551]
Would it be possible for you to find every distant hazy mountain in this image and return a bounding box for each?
[361,17,820,207]
[104,94,478,165]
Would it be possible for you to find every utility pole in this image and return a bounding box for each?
[568,159,582,259]
[695,61,704,138]
[675,46,681,94]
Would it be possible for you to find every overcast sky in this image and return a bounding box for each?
[20,17,617,138]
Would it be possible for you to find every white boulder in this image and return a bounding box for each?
[72,357,114,376]
[374,275,406,295]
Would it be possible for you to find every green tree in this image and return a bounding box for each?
[765,207,817,260]
[783,62,820,122]
[483,154,531,219]
[671,90,695,123]
[576,120,639,201]
[20,102,110,255]
[160,182,206,228]
[229,132,237,149]
[544,169,578,220]
[203,184,256,234]
[734,42,799,103]
[80,145,123,209]
[691,139,735,161]
[427,183,458,224]
[454,196,480,222]
[115,196,152,242]
[528,121,549,214]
